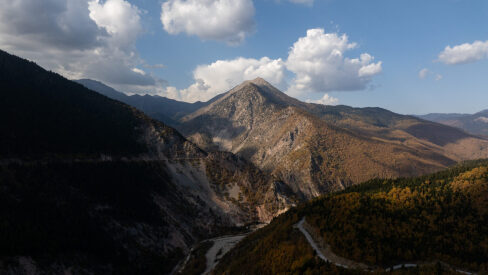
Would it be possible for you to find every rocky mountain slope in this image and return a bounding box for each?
[178,78,488,199]
[418,110,488,136]
[0,50,292,274]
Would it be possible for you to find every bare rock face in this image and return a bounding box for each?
[179,78,488,199]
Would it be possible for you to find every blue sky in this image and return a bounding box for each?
[1,0,487,114]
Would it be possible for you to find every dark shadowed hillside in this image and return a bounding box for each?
[0,50,293,274]
[0,56,149,158]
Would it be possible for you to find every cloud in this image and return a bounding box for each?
[88,0,142,47]
[0,0,158,89]
[161,0,255,45]
[418,68,442,81]
[286,28,382,96]
[161,28,382,103]
[164,57,286,102]
[305,94,339,105]
[0,0,101,51]
[132,68,146,75]
[418,68,429,79]
[438,40,488,65]
[64,50,156,86]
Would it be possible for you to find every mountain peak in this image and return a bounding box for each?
[248,77,272,86]
[181,77,313,125]
[183,77,311,122]
[231,78,308,109]
[235,77,276,92]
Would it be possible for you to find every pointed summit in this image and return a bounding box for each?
[229,77,275,94]
[183,78,307,122]
[224,77,307,109]
[243,77,280,91]
[249,77,273,87]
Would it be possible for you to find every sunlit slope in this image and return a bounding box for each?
[215,159,488,274]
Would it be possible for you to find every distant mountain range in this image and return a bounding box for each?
[417,110,488,136]
[75,79,222,127]
[0,50,291,273]
[78,77,488,200]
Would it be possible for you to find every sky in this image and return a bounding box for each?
[0,0,487,114]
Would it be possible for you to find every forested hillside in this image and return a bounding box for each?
[215,159,488,274]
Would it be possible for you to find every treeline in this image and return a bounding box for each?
[342,158,488,194]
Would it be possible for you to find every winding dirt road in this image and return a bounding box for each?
[295,217,475,274]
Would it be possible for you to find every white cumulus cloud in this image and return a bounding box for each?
[306,94,339,105]
[164,57,286,102]
[286,28,382,96]
[161,0,255,45]
[88,0,142,47]
[438,40,488,65]
[0,0,158,89]
[160,28,382,103]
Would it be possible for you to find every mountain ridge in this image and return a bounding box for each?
[75,78,209,127]
[0,49,293,274]
[418,109,488,136]
[71,77,488,199]
[178,78,488,199]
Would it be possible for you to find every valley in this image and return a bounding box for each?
[1,1,486,274]
[1,49,487,274]
[214,159,488,274]
[81,77,488,200]
[0,50,291,274]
